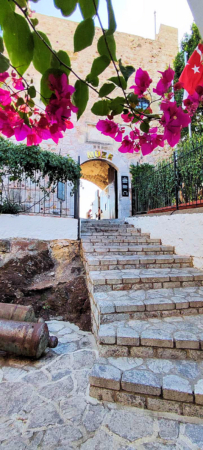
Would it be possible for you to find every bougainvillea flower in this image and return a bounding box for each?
[160,100,191,147]
[140,128,164,156]
[49,73,75,99]
[183,91,200,115]
[130,68,152,97]
[96,119,124,142]
[0,88,11,106]
[0,72,9,83]
[121,112,133,123]
[174,81,184,91]
[12,77,25,91]
[118,136,135,153]
[153,67,175,97]
[130,128,140,140]
[14,123,31,141]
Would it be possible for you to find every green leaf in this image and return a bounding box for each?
[3,12,33,75]
[32,31,52,74]
[40,68,64,105]
[128,92,139,105]
[30,18,39,27]
[16,97,24,107]
[86,74,99,87]
[54,0,77,16]
[119,59,135,81]
[110,96,125,115]
[51,50,71,76]
[140,121,150,133]
[90,55,110,78]
[74,18,95,52]
[91,100,111,116]
[28,86,36,98]
[97,34,116,61]
[0,53,9,73]
[78,0,99,18]
[15,0,27,6]
[73,80,89,120]
[0,37,4,53]
[106,0,117,35]
[99,83,115,97]
[0,0,15,28]
[108,76,127,89]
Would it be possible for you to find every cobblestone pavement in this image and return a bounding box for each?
[1,320,203,449]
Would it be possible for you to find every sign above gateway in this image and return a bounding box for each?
[87,151,114,161]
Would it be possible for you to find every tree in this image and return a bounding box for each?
[0,0,201,156]
[174,23,203,137]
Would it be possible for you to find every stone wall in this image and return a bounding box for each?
[126,213,203,269]
[0,215,78,240]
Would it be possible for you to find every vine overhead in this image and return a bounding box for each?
[0,0,202,156]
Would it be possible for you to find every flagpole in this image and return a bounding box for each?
[184,51,192,138]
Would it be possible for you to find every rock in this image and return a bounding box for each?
[104,410,154,441]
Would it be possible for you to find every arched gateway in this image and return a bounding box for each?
[81,158,118,220]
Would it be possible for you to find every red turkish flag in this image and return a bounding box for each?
[179,44,203,95]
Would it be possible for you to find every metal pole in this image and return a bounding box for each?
[154,11,156,38]
[184,51,192,138]
[74,156,81,240]
[174,151,179,210]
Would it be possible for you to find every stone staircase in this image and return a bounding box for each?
[81,219,203,418]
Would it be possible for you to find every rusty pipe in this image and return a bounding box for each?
[0,319,58,359]
[0,303,37,323]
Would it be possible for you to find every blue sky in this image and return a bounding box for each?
[32,0,194,43]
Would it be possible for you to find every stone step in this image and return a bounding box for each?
[81,227,134,233]
[84,254,192,271]
[82,237,161,245]
[82,244,175,255]
[97,314,203,361]
[81,228,142,235]
[81,232,145,238]
[89,355,203,417]
[92,286,203,325]
[88,268,203,293]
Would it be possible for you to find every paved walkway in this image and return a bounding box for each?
[0,320,203,449]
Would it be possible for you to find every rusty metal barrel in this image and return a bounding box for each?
[0,319,58,359]
[0,303,37,323]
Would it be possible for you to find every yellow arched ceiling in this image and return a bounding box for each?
[81,160,112,190]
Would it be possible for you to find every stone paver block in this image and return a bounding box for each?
[98,325,116,344]
[117,326,139,346]
[122,369,162,396]
[194,379,203,405]
[163,374,193,402]
[90,363,121,390]
[174,331,200,349]
[141,328,174,348]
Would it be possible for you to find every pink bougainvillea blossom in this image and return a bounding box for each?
[96,119,124,142]
[184,91,200,115]
[12,77,25,91]
[153,67,175,97]
[0,72,9,83]
[121,112,133,123]
[160,100,191,147]
[118,136,135,153]
[0,72,77,146]
[174,81,184,91]
[0,88,11,106]
[139,128,164,156]
[130,68,152,97]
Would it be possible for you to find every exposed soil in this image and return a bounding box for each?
[0,239,91,331]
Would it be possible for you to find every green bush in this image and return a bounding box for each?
[0,199,20,215]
